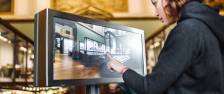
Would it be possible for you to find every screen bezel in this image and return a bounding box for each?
[34,9,147,86]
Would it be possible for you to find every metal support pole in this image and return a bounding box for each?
[86,85,100,94]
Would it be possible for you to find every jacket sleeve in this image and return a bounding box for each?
[122,24,202,94]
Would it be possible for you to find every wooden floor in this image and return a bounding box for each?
[54,54,100,80]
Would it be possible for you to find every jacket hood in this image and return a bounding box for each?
[179,1,224,48]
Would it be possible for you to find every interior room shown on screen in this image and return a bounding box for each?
[53,17,143,80]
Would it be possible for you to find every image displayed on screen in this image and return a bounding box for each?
[53,17,143,80]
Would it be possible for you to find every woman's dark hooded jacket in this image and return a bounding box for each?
[122,1,224,94]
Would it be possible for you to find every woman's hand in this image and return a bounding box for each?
[107,53,128,74]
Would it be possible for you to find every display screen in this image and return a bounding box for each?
[53,17,144,80]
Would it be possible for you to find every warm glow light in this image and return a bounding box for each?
[19,47,27,52]
[59,87,64,92]
[154,42,160,47]
[28,50,32,54]
[22,87,26,90]
[31,55,34,59]
[7,40,11,44]
[150,45,154,49]
[0,87,68,94]
[0,36,8,42]
[150,42,161,49]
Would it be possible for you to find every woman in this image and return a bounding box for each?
[107,0,224,94]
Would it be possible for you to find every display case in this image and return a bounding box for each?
[0,18,34,87]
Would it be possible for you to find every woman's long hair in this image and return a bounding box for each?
[163,0,202,21]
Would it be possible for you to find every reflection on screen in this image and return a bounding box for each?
[53,17,143,80]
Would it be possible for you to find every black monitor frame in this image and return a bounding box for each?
[34,9,147,87]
